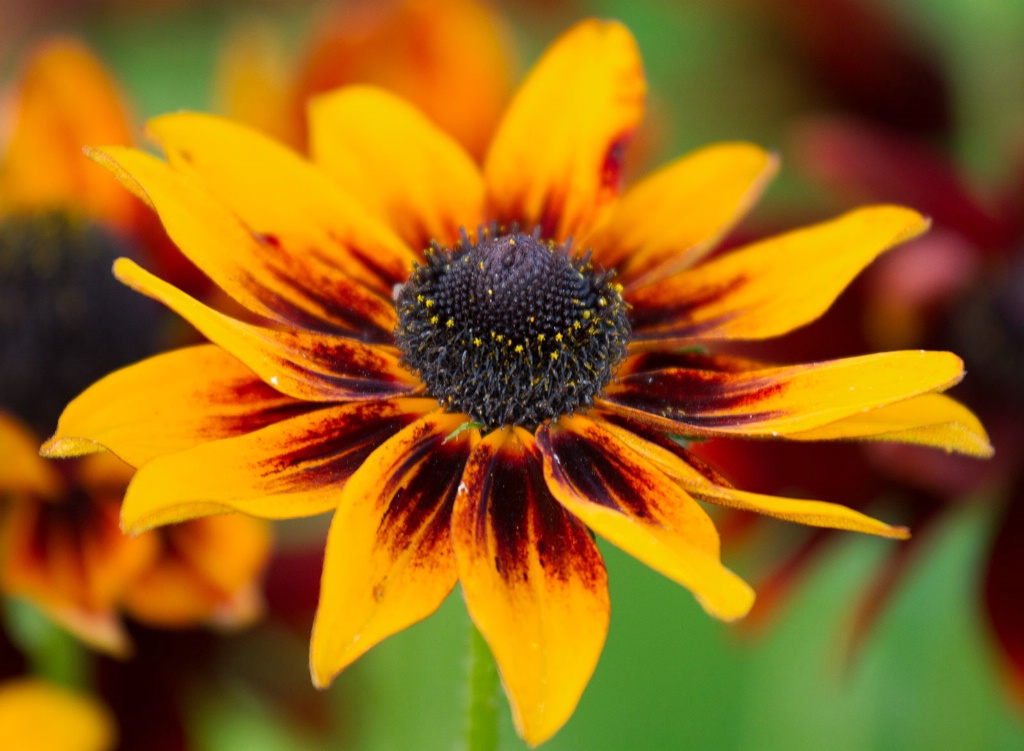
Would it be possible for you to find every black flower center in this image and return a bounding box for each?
[0,211,160,435]
[395,229,631,429]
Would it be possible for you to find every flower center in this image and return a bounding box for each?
[0,211,160,434]
[395,229,631,429]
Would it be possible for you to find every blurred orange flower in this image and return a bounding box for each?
[0,39,272,655]
[0,677,115,751]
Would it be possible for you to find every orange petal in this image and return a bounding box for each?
[0,38,137,230]
[537,416,754,622]
[587,143,777,286]
[309,86,484,250]
[629,205,930,345]
[112,259,418,402]
[87,146,395,341]
[146,111,417,295]
[0,411,61,497]
[0,492,158,656]
[0,679,116,751]
[601,350,965,438]
[310,412,472,686]
[451,427,609,746]
[295,0,514,159]
[596,416,910,539]
[120,398,438,533]
[484,19,645,241]
[122,515,272,627]
[42,345,314,467]
[212,18,301,147]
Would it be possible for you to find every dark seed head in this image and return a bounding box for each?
[394,228,631,429]
[0,211,161,435]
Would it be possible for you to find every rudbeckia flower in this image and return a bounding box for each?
[0,38,271,655]
[43,20,991,744]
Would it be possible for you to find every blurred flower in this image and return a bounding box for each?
[704,116,1024,696]
[43,19,989,745]
[215,0,515,158]
[0,38,272,657]
[0,677,115,751]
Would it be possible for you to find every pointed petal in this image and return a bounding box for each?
[600,350,965,438]
[112,259,418,402]
[310,412,472,686]
[452,427,609,746]
[120,398,438,533]
[147,112,417,295]
[0,412,61,497]
[0,39,137,230]
[484,19,645,240]
[587,143,777,286]
[41,345,314,467]
[122,515,272,627]
[595,415,909,539]
[537,416,754,621]
[88,146,395,341]
[784,393,993,457]
[310,86,484,250]
[629,206,930,345]
[0,679,116,751]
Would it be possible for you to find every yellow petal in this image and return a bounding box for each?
[309,86,484,250]
[784,393,994,457]
[0,38,136,231]
[484,19,646,241]
[629,205,930,345]
[0,679,116,751]
[597,417,910,539]
[601,350,965,438]
[42,345,310,467]
[111,259,417,403]
[587,143,778,286]
[87,146,396,341]
[537,416,754,621]
[120,398,437,533]
[147,111,417,295]
[452,428,609,746]
[310,412,471,686]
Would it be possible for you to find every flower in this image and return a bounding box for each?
[0,678,115,751]
[0,39,272,656]
[43,19,991,745]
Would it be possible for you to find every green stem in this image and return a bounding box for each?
[465,622,499,751]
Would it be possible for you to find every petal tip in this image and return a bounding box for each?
[38,436,104,458]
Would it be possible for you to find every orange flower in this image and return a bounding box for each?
[215,0,515,157]
[44,20,990,744]
[0,39,271,655]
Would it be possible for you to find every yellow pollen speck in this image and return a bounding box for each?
[599,297,607,307]
[479,261,485,270]
[417,294,424,303]
[425,299,434,307]
[488,289,493,295]
[473,338,482,346]
[555,333,563,342]
[537,333,546,342]
[496,334,503,342]
[509,238,516,246]
[515,345,523,352]
[583,310,592,319]
[550,352,559,360]
[573,321,581,330]
[430,316,439,324]
[446,318,454,328]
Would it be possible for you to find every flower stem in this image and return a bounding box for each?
[465,622,499,751]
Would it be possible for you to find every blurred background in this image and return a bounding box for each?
[2,0,1024,748]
